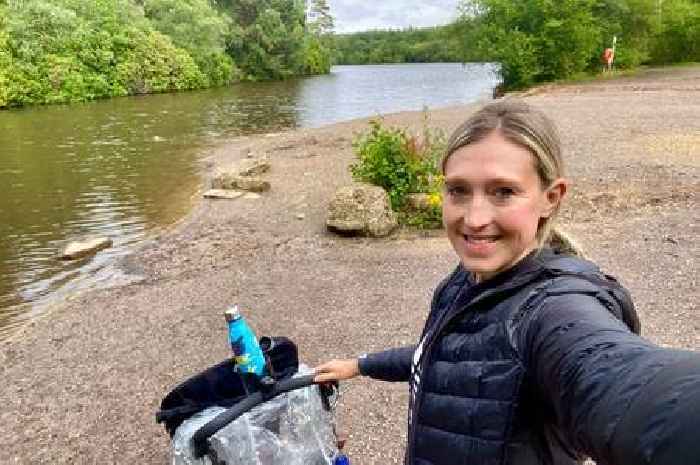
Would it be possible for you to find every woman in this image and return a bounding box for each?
[314,100,700,465]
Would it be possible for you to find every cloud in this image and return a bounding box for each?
[330,0,460,33]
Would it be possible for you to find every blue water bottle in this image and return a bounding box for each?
[224,305,267,376]
[333,454,350,465]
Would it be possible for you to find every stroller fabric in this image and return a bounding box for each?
[157,336,300,436]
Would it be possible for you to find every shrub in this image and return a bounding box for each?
[350,117,446,228]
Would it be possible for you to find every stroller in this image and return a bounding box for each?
[156,336,344,465]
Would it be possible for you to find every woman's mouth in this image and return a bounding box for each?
[463,234,500,255]
[463,234,500,243]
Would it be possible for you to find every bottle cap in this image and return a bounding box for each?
[224,305,241,322]
[333,454,350,465]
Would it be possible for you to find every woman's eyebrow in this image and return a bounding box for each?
[444,176,522,185]
[488,177,523,186]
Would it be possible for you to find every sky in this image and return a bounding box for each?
[330,1,461,34]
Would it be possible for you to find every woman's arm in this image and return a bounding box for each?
[358,346,415,382]
[314,346,415,383]
[523,294,700,465]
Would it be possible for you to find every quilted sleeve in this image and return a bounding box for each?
[523,293,700,465]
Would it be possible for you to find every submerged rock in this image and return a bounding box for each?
[327,183,397,237]
[61,237,113,260]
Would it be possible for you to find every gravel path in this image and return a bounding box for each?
[1,66,698,464]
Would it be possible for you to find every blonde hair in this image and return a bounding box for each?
[443,100,583,256]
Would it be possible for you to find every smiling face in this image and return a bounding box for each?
[442,130,566,282]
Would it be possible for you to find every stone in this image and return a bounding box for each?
[237,158,270,177]
[407,193,432,211]
[327,183,398,237]
[233,177,271,192]
[61,237,113,260]
[211,157,271,192]
[211,174,270,192]
[296,213,306,220]
[203,189,244,200]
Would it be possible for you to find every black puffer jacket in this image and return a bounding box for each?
[359,248,700,465]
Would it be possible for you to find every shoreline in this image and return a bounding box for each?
[0,66,698,464]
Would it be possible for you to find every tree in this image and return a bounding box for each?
[651,0,700,63]
[458,0,602,89]
[144,0,236,86]
[308,0,334,36]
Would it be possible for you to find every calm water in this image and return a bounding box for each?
[0,63,499,338]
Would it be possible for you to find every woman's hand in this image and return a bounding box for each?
[314,359,360,383]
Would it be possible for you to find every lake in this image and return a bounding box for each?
[0,63,499,339]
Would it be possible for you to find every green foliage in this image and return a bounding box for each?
[0,0,336,108]
[651,0,700,63]
[0,0,210,107]
[302,34,332,74]
[334,26,464,65]
[144,0,237,86]
[0,6,11,108]
[592,0,657,68]
[223,0,311,80]
[463,0,601,89]
[456,0,700,89]
[351,118,445,229]
[308,0,334,36]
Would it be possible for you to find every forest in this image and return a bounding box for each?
[333,25,465,65]
[0,0,334,108]
[334,0,699,90]
[1,0,698,107]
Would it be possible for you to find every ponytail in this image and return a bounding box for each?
[544,226,585,258]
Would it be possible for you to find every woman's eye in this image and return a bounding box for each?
[445,186,466,197]
[493,187,516,199]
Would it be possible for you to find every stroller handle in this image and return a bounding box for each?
[192,374,317,458]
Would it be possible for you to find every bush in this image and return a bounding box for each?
[350,118,445,228]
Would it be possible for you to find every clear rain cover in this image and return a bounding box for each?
[171,367,338,465]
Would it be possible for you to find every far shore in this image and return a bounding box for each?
[0,65,698,465]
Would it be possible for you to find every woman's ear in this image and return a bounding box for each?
[542,178,568,218]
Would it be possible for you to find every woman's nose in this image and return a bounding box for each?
[463,196,493,229]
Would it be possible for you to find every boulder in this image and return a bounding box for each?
[327,183,398,237]
[61,237,113,260]
[211,157,271,192]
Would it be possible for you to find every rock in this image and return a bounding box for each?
[296,213,306,220]
[203,189,244,200]
[211,158,271,191]
[61,237,113,260]
[407,193,432,211]
[212,174,270,192]
[327,183,398,237]
[237,158,270,177]
[234,177,271,192]
[243,193,261,200]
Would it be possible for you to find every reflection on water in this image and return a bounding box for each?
[0,63,498,339]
